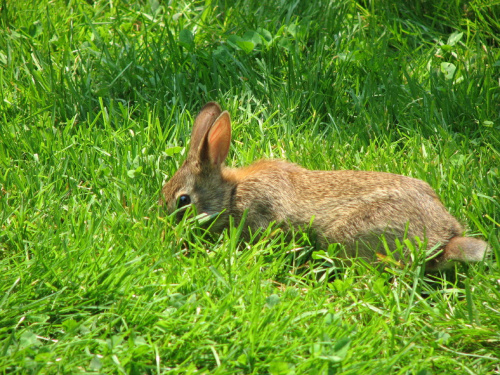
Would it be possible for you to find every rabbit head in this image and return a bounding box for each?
[161,102,234,228]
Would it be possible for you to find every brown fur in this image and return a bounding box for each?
[161,102,488,271]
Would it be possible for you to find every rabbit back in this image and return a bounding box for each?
[226,161,464,261]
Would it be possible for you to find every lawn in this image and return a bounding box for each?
[1,0,499,373]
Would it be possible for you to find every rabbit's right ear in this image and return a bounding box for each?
[188,102,222,158]
[204,111,231,166]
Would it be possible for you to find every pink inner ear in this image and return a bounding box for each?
[208,112,231,166]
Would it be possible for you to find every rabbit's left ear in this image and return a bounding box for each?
[202,111,231,167]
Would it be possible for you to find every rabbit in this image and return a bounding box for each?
[161,102,488,271]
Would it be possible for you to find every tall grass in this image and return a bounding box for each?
[0,0,499,373]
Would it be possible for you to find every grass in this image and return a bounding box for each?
[1,0,499,373]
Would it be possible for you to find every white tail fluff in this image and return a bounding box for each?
[427,236,488,271]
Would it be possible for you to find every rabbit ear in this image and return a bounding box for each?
[188,102,222,158]
[201,111,232,167]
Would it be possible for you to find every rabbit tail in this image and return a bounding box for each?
[427,236,488,271]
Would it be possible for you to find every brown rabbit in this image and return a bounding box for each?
[161,102,488,271]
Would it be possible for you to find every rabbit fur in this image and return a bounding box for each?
[161,102,488,271]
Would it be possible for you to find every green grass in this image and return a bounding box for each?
[1,0,499,373]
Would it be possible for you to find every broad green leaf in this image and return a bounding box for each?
[19,331,40,348]
[237,40,255,53]
[266,294,280,308]
[269,361,294,375]
[447,31,463,46]
[90,356,103,371]
[242,31,262,46]
[228,35,255,53]
[440,62,456,79]
[164,146,183,157]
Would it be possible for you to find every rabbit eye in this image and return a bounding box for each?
[178,194,191,208]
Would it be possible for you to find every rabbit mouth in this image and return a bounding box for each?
[173,205,224,227]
